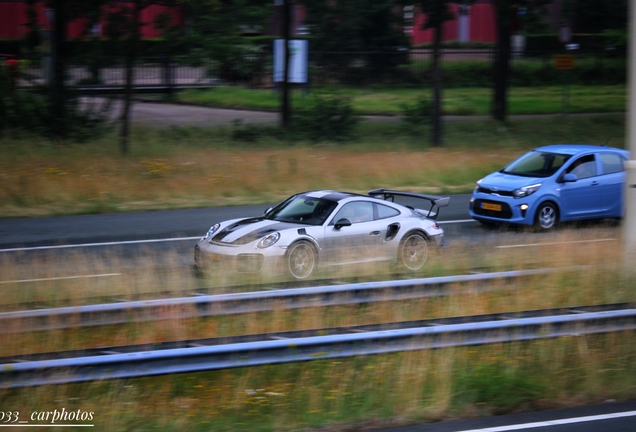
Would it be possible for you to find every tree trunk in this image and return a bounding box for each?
[119,0,142,155]
[431,20,443,147]
[51,1,67,137]
[492,4,512,122]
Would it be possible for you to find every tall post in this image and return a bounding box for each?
[623,0,636,262]
[281,0,291,128]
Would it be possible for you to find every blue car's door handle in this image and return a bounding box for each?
[591,181,599,186]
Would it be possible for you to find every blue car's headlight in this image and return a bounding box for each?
[258,232,280,249]
[513,183,542,198]
[203,223,221,241]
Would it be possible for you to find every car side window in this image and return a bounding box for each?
[566,155,596,179]
[333,202,374,224]
[376,203,400,220]
[599,153,624,175]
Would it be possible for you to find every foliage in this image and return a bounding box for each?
[301,0,410,78]
[182,0,271,84]
[454,360,547,415]
[0,70,111,141]
[400,95,432,132]
[562,0,628,34]
[291,93,360,142]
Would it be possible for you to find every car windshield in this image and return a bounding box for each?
[501,150,571,178]
[265,195,338,226]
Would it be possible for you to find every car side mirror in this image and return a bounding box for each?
[264,207,273,215]
[334,218,352,230]
[562,173,577,182]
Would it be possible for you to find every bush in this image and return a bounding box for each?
[0,71,112,141]
[292,94,360,142]
[400,96,432,131]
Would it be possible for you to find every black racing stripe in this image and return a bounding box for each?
[320,191,359,201]
[213,220,301,245]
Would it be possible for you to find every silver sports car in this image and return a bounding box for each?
[194,189,450,280]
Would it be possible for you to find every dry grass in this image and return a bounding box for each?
[1,229,632,357]
[0,115,633,430]
[0,147,516,218]
[0,225,635,431]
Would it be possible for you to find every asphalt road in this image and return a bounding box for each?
[92,97,620,129]
[0,194,473,250]
[378,400,636,432]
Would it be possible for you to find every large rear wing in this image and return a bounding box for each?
[368,188,450,220]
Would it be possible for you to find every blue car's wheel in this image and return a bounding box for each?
[286,241,317,279]
[535,202,558,230]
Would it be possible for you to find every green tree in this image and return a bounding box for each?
[182,0,271,83]
[301,0,410,83]
[562,0,627,33]
[491,0,550,122]
[44,0,111,138]
[417,1,472,147]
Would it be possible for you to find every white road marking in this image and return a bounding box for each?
[0,273,121,284]
[0,237,201,253]
[453,409,636,431]
[438,219,476,224]
[496,238,616,249]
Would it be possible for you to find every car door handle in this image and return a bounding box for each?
[370,231,381,236]
[591,181,599,186]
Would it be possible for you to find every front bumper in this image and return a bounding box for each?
[194,243,286,274]
[468,194,536,226]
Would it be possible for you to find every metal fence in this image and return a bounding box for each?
[10,48,626,92]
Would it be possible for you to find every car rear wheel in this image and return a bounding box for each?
[399,232,428,271]
[535,202,558,230]
[286,241,317,279]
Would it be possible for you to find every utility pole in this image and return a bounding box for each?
[281,0,291,128]
[623,0,636,262]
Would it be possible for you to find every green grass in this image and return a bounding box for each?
[177,85,626,116]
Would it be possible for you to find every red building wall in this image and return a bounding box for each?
[411,1,496,45]
[0,1,182,40]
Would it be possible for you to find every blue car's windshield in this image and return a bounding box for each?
[501,151,572,178]
[265,195,338,226]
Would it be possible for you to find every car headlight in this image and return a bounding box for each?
[203,223,220,241]
[257,232,280,249]
[474,179,483,192]
[513,183,542,198]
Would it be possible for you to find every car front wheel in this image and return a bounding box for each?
[286,241,317,279]
[535,202,558,230]
[399,232,428,271]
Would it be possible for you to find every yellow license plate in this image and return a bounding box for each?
[481,203,502,211]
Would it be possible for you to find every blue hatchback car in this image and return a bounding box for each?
[469,144,629,230]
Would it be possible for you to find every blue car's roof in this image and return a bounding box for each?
[533,144,628,156]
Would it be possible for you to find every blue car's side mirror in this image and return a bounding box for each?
[562,173,577,182]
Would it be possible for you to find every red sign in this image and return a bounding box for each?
[554,54,575,70]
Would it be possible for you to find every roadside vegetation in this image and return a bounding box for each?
[1,232,634,430]
[0,106,626,218]
[0,77,631,432]
[177,84,626,116]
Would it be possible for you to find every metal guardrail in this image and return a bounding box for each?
[0,267,590,333]
[1,304,634,388]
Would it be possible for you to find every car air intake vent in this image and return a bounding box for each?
[477,186,514,197]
